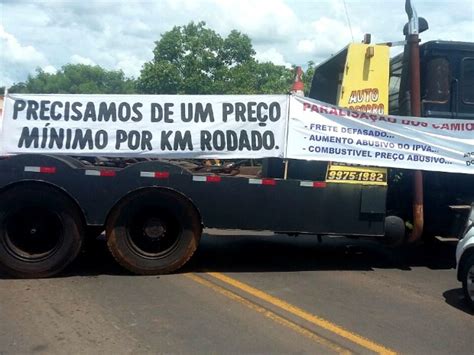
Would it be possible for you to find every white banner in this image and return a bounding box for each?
[2,93,473,175]
[1,94,288,159]
[286,95,474,174]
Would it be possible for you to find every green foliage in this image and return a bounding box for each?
[303,61,315,96]
[212,60,294,95]
[8,22,316,96]
[9,64,137,94]
[137,21,293,95]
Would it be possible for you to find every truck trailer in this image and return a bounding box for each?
[0,4,472,278]
[0,152,390,277]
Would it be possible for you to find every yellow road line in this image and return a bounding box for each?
[186,273,352,355]
[207,272,397,355]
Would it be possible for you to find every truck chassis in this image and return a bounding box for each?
[0,154,387,277]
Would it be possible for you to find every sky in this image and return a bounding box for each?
[0,0,473,87]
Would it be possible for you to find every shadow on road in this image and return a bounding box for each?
[185,233,457,273]
[43,233,464,276]
[0,233,458,279]
[443,288,474,315]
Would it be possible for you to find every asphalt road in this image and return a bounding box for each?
[0,231,472,354]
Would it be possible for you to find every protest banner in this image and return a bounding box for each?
[286,95,474,174]
[2,93,473,174]
[1,94,288,159]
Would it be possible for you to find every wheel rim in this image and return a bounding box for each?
[127,209,181,258]
[467,265,474,302]
[3,207,64,262]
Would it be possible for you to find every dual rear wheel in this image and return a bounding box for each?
[0,185,84,278]
[0,185,201,278]
[106,189,201,275]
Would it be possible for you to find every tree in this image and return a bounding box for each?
[303,61,315,96]
[220,61,293,94]
[137,22,293,95]
[9,64,137,94]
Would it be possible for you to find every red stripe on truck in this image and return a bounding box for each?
[24,166,56,174]
[154,172,170,179]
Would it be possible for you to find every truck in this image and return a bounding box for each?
[0,4,472,278]
[269,11,474,245]
[268,40,472,245]
[304,39,474,243]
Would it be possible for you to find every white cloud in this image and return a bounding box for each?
[42,65,57,74]
[0,25,50,86]
[297,39,316,54]
[115,55,145,78]
[0,0,472,87]
[70,54,96,66]
[211,0,299,42]
[0,25,47,64]
[296,17,364,58]
[255,47,291,67]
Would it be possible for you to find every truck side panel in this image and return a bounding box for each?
[0,155,386,236]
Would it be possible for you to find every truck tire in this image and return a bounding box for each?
[106,189,201,275]
[0,184,85,278]
[461,254,474,310]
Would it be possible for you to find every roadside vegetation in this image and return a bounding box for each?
[8,22,314,96]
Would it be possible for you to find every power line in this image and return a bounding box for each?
[342,0,354,42]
